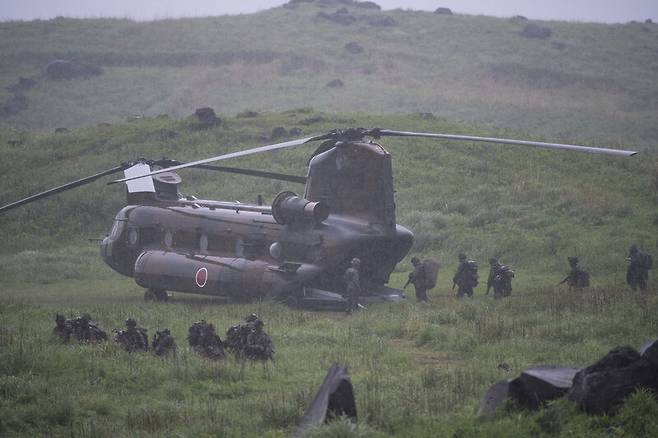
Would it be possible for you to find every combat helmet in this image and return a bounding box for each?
[246,313,259,323]
[411,256,420,265]
[351,257,361,267]
[125,318,137,328]
[458,253,467,261]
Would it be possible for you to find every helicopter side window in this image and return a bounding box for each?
[174,230,198,250]
[207,234,235,254]
[139,227,158,246]
[126,227,139,247]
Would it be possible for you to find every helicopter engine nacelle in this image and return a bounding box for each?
[271,191,329,225]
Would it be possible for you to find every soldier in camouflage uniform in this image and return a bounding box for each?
[405,257,429,302]
[486,258,514,298]
[225,313,259,358]
[71,313,107,342]
[188,320,225,360]
[626,245,652,291]
[52,313,73,343]
[115,318,149,352]
[152,328,176,356]
[453,253,478,298]
[344,258,361,314]
[559,257,590,289]
[245,319,274,361]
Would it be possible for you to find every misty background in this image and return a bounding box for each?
[1,0,657,23]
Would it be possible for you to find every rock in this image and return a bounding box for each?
[317,8,357,26]
[356,1,380,10]
[568,346,658,414]
[6,77,37,93]
[477,380,511,417]
[639,338,658,368]
[294,364,357,438]
[646,18,653,24]
[511,15,528,21]
[327,79,344,88]
[193,107,221,129]
[520,24,552,39]
[364,16,396,27]
[345,41,364,54]
[54,127,69,133]
[289,127,303,136]
[45,59,103,80]
[509,366,579,410]
[434,7,453,15]
[270,126,288,140]
[418,112,436,120]
[2,93,28,115]
[7,139,23,146]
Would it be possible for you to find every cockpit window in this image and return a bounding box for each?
[109,220,126,239]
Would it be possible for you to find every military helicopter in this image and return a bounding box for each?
[0,128,636,309]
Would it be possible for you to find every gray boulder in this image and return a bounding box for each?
[509,366,579,410]
[434,7,453,15]
[568,346,658,414]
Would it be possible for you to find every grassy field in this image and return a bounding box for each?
[1,3,658,151]
[0,111,656,436]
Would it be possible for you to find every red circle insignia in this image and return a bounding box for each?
[195,267,208,288]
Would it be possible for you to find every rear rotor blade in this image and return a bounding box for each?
[0,164,129,214]
[110,136,321,185]
[374,129,637,157]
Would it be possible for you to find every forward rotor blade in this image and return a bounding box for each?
[193,164,306,184]
[374,130,637,157]
[109,136,321,185]
[0,164,128,214]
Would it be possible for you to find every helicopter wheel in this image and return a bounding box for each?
[153,289,169,302]
[143,289,155,302]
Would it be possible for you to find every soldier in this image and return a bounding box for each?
[225,313,259,358]
[559,257,590,289]
[115,318,149,352]
[71,313,107,342]
[245,319,274,361]
[453,253,478,298]
[52,313,73,343]
[626,245,652,291]
[404,257,429,302]
[152,328,176,356]
[344,257,361,313]
[486,258,515,298]
[188,320,225,360]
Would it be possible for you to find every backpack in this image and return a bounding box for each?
[423,259,440,290]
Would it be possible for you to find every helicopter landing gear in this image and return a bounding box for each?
[144,288,168,302]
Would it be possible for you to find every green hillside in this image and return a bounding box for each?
[1,1,658,151]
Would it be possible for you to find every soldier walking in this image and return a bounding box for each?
[245,319,274,361]
[559,257,590,289]
[405,257,429,302]
[152,328,176,356]
[626,245,652,291]
[453,253,478,298]
[344,258,361,313]
[486,258,514,298]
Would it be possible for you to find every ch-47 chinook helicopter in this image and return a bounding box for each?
[0,128,636,309]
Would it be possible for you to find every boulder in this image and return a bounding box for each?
[520,24,552,39]
[294,364,357,438]
[54,127,69,133]
[509,366,579,410]
[417,112,436,120]
[477,380,511,417]
[270,126,288,140]
[434,7,453,15]
[45,60,103,80]
[290,127,303,136]
[345,41,364,54]
[646,18,653,24]
[327,79,344,88]
[300,115,326,125]
[355,1,380,10]
[193,107,221,129]
[237,110,259,118]
[568,346,658,414]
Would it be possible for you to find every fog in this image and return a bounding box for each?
[1,0,657,23]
